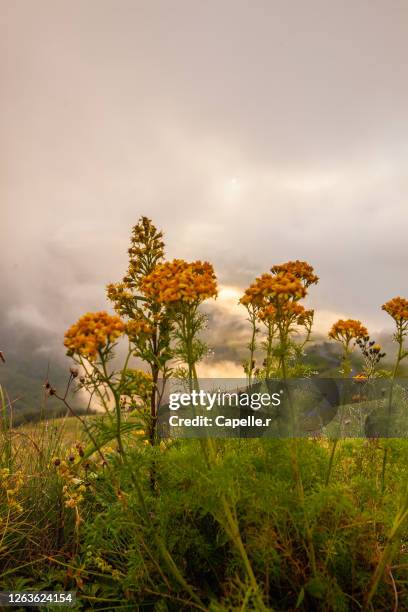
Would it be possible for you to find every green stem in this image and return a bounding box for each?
[326,345,350,487]
[248,310,257,386]
[381,337,403,493]
[364,487,408,609]
[325,439,339,487]
[220,496,269,610]
[264,321,275,380]
[0,385,12,468]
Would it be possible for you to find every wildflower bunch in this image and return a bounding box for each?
[257,304,277,322]
[126,318,154,339]
[141,259,217,387]
[241,272,306,307]
[106,218,169,342]
[328,319,368,349]
[64,312,125,360]
[382,297,408,322]
[279,301,306,322]
[106,283,135,319]
[381,296,408,379]
[328,319,368,378]
[380,296,408,491]
[121,369,153,406]
[125,216,165,284]
[257,301,313,332]
[325,319,369,486]
[107,217,165,318]
[382,297,408,349]
[63,476,86,509]
[0,467,23,514]
[271,260,319,288]
[53,451,87,510]
[240,263,317,379]
[141,259,217,305]
[268,262,317,344]
[355,335,386,378]
[106,218,173,444]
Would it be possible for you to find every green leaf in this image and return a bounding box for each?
[295,587,305,608]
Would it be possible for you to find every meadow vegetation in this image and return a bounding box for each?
[1,217,408,611]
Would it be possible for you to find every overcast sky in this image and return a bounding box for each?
[2,0,408,355]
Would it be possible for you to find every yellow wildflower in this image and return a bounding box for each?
[64,311,125,360]
[241,272,306,308]
[126,318,154,339]
[329,319,368,347]
[271,260,319,288]
[382,297,408,322]
[141,259,217,304]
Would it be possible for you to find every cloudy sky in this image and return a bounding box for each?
[2,0,408,364]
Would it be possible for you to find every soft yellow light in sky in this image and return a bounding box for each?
[215,285,381,336]
[218,284,241,301]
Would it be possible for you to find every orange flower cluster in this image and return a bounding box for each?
[64,312,125,360]
[126,318,154,339]
[328,319,368,346]
[271,260,318,287]
[280,301,305,319]
[141,259,217,304]
[297,308,314,328]
[253,294,312,335]
[240,272,306,307]
[382,297,408,322]
[257,304,277,321]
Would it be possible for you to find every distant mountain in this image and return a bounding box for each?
[0,320,80,424]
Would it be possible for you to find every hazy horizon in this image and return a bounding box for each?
[2,0,408,374]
